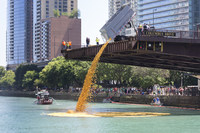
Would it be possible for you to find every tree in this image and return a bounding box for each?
[168,71,197,87]
[69,9,80,18]
[61,9,80,18]
[53,9,60,17]
[96,63,133,87]
[39,56,77,90]
[15,64,40,90]
[73,61,90,87]
[132,67,169,89]
[61,12,69,16]
[22,70,39,90]
[0,66,6,79]
[0,70,15,89]
[34,79,44,89]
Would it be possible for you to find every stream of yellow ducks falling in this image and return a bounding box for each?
[48,38,170,117]
[75,38,112,112]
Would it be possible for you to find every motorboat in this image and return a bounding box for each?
[35,90,53,105]
[150,97,163,106]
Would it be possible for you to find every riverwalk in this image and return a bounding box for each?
[0,90,200,109]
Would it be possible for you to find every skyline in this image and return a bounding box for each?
[0,0,108,67]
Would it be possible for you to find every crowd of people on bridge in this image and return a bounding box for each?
[86,37,100,47]
[62,40,72,49]
[137,23,155,36]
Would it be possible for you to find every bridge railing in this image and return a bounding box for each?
[64,40,133,59]
[138,29,200,40]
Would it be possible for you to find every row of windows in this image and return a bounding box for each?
[140,15,189,24]
[139,2,189,15]
[54,5,68,8]
[154,21,189,29]
[139,8,189,20]
[139,0,188,9]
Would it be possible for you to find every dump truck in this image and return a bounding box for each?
[100,5,135,41]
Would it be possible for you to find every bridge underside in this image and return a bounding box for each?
[61,36,200,73]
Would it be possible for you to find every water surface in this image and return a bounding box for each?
[0,96,200,133]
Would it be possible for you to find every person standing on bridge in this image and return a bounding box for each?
[68,41,72,49]
[137,24,143,36]
[66,41,69,49]
[62,40,66,49]
[96,37,100,45]
[86,37,90,47]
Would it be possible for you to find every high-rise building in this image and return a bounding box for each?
[108,0,137,36]
[33,0,78,62]
[138,0,196,31]
[109,0,200,34]
[6,0,78,67]
[109,0,136,18]
[6,0,33,65]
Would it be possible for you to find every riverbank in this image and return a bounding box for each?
[0,90,200,108]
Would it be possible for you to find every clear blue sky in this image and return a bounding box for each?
[0,0,108,67]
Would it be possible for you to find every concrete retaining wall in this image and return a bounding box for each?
[0,90,200,108]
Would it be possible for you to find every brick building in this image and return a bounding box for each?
[39,16,81,61]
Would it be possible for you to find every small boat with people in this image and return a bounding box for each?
[150,97,163,106]
[35,89,53,105]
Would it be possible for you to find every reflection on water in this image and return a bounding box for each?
[1,96,200,133]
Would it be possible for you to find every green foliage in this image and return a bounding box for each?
[39,57,90,90]
[73,61,90,86]
[60,9,80,18]
[22,71,39,90]
[61,12,69,16]
[0,66,6,79]
[1,57,197,91]
[40,57,75,89]
[15,64,40,90]
[34,79,44,88]
[132,67,169,89]
[69,9,80,18]
[0,70,15,89]
[96,63,133,87]
[53,9,60,17]
[168,71,197,87]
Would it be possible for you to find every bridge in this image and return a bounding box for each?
[61,30,200,73]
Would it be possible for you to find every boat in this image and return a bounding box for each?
[150,97,163,106]
[35,90,53,105]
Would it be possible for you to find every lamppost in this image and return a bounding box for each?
[153,9,157,28]
[193,23,200,38]
[195,23,200,37]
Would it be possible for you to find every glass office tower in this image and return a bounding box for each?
[109,0,200,32]
[6,0,33,65]
[108,0,137,36]
[138,0,200,31]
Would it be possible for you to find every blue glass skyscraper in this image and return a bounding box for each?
[138,0,200,31]
[109,0,200,37]
[6,0,33,65]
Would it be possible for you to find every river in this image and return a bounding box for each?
[0,96,200,133]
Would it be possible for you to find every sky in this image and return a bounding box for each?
[0,0,108,67]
